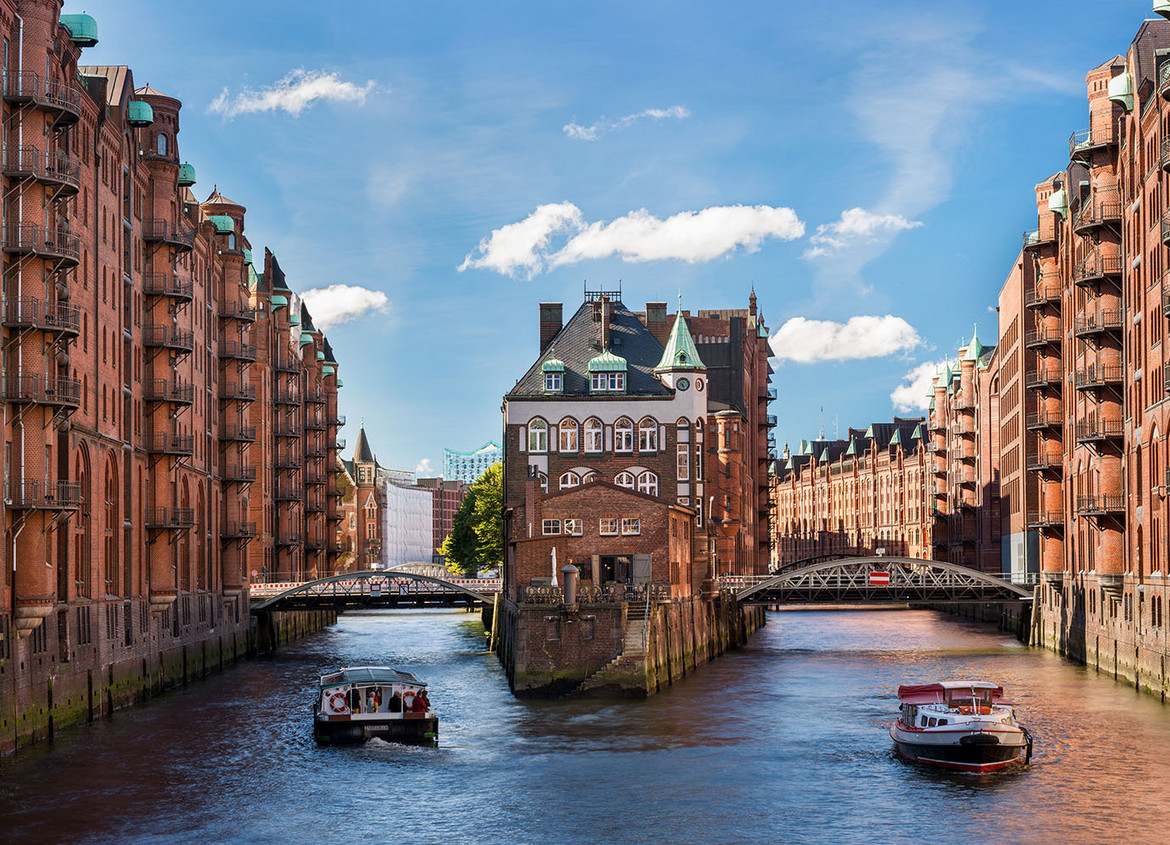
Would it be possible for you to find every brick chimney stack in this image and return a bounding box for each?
[645,301,668,345]
[539,302,562,352]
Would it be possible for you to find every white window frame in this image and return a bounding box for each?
[677,443,690,480]
[615,471,635,489]
[542,519,562,536]
[638,418,658,452]
[559,419,578,452]
[559,471,580,490]
[591,372,625,392]
[637,471,658,496]
[563,518,583,536]
[544,372,562,392]
[584,418,603,453]
[621,517,641,536]
[529,419,548,453]
[599,517,619,536]
[614,418,633,453]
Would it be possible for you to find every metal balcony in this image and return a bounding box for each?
[3,297,80,337]
[220,464,257,483]
[1022,229,1055,252]
[1163,289,1170,320]
[2,372,81,408]
[143,274,194,301]
[328,414,346,427]
[146,432,194,456]
[143,219,195,251]
[275,486,301,502]
[1025,367,1063,388]
[333,438,346,451]
[761,386,777,401]
[1025,412,1062,430]
[1026,511,1064,529]
[274,390,301,405]
[1073,309,1123,338]
[146,507,195,529]
[1024,328,1060,348]
[274,423,302,439]
[3,72,82,127]
[219,301,256,322]
[1024,284,1061,308]
[218,383,257,402]
[222,521,257,539]
[1027,452,1063,472]
[1160,61,1170,102]
[219,424,257,442]
[1073,252,1122,286]
[3,146,80,195]
[275,533,303,546]
[1075,495,1125,517]
[304,389,326,405]
[144,378,194,406]
[1068,110,1118,159]
[305,415,326,431]
[1071,192,1121,233]
[143,325,194,353]
[305,443,327,458]
[5,479,81,510]
[305,468,326,485]
[275,356,300,373]
[1074,418,1124,444]
[3,223,81,266]
[275,453,301,469]
[1073,364,1124,391]
[219,340,257,362]
[306,499,326,513]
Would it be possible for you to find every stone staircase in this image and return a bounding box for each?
[572,600,651,697]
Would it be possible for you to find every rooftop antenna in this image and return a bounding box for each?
[819,406,824,439]
[834,413,839,439]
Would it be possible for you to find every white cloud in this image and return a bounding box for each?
[415,458,435,476]
[769,315,922,364]
[804,207,922,258]
[460,202,803,279]
[890,361,946,413]
[299,285,389,330]
[564,105,690,140]
[209,69,376,118]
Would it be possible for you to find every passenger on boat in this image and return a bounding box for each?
[412,690,429,714]
[389,691,402,713]
[366,689,381,712]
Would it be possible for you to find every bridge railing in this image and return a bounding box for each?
[719,567,1040,594]
[250,576,502,600]
[522,582,672,605]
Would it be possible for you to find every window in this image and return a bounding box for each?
[677,443,690,480]
[584,418,603,452]
[564,518,583,536]
[544,372,562,392]
[559,418,578,452]
[615,471,635,489]
[599,517,619,536]
[543,519,562,535]
[615,418,633,452]
[637,471,658,496]
[591,372,625,392]
[366,523,377,539]
[621,517,641,536]
[638,418,658,452]
[157,133,167,156]
[559,471,581,490]
[529,419,548,452]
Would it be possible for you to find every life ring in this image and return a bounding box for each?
[328,691,349,714]
[402,691,415,710]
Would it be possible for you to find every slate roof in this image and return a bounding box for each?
[509,298,672,398]
[79,65,131,105]
[353,427,376,463]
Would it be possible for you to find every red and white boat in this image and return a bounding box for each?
[890,680,1032,773]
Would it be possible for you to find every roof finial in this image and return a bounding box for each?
[678,290,683,314]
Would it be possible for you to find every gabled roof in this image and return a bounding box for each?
[78,65,131,106]
[654,311,706,372]
[203,186,243,210]
[508,298,672,398]
[301,302,316,332]
[134,84,174,99]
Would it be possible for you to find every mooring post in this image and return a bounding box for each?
[562,564,579,610]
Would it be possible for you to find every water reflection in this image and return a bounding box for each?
[1,608,1169,844]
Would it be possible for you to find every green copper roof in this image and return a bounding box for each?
[864,425,875,440]
[654,313,706,372]
[290,312,300,326]
[912,423,924,440]
[1048,187,1068,218]
[785,457,795,470]
[60,14,99,47]
[322,365,335,376]
[247,264,260,290]
[337,379,344,388]
[1108,71,1133,111]
[316,351,325,361]
[242,247,253,264]
[177,162,196,188]
[541,357,565,372]
[126,100,153,127]
[844,439,857,457]
[299,332,314,347]
[928,395,935,411]
[208,214,234,234]
[964,325,985,362]
[819,447,829,461]
[271,294,288,309]
[757,322,769,338]
[889,429,902,446]
[588,349,628,372]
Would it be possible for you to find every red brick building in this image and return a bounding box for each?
[0,3,343,752]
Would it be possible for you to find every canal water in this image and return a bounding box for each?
[3,608,1170,844]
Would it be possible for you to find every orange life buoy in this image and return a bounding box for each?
[328,691,349,714]
[402,691,415,710]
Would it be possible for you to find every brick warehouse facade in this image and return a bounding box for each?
[498,289,770,696]
[773,7,1170,699]
[0,3,343,752]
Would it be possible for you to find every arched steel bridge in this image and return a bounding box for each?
[250,570,499,613]
[720,557,1035,605]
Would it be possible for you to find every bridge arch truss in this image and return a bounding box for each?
[251,569,495,613]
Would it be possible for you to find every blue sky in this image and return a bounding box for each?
[77,1,1147,473]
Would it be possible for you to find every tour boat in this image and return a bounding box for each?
[890,680,1032,773]
[313,666,438,746]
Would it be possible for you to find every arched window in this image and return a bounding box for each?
[157,133,167,156]
[528,419,548,452]
[227,232,236,250]
[582,471,597,484]
[560,471,581,490]
[615,417,633,453]
[538,472,548,493]
[637,471,659,496]
[104,459,119,596]
[559,418,578,452]
[584,418,603,453]
[615,471,635,489]
[638,417,658,452]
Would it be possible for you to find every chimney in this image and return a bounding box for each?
[645,301,668,345]
[600,295,611,350]
[539,302,562,352]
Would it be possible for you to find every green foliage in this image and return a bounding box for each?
[442,462,503,578]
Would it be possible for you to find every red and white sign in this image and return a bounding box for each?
[869,571,891,586]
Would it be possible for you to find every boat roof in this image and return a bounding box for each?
[319,666,426,690]
[897,681,1004,704]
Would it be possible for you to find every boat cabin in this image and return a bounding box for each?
[896,681,1010,728]
[318,666,432,720]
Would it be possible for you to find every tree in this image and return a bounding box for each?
[441,462,502,577]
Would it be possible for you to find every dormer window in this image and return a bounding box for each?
[588,350,627,393]
[541,356,564,393]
